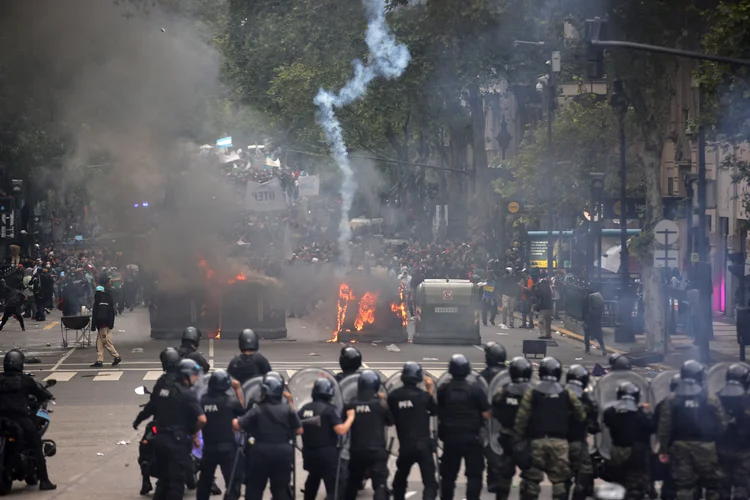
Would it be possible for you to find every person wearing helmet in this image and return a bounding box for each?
[437,354,490,500]
[583,286,606,356]
[490,357,533,500]
[234,373,302,500]
[654,374,680,500]
[133,347,183,495]
[342,370,393,500]
[480,342,507,385]
[0,349,56,490]
[564,365,598,500]
[601,381,653,500]
[715,364,750,500]
[177,326,210,373]
[147,358,207,500]
[513,357,586,500]
[90,284,121,368]
[336,346,362,382]
[196,370,245,500]
[387,362,438,500]
[297,378,356,500]
[608,353,631,372]
[227,328,271,384]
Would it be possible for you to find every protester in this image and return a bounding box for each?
[91,285,121,368]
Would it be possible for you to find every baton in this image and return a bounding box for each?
[226,436,246,495]
[333,436,346,500]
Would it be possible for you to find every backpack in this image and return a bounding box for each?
[588,292,604,315]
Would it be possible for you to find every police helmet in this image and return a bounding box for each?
[508,356,533,383]
[680,360,705,385]
[448,354,471,379]
[538,357,562,381]
[616,381,640,404]
[159,347,181,373]
[311,378,335,401]
[178,358,202,385]
[566,364,590,389]
[261,374,284,403]
[339,346,362,372]
[181,326,201,348]
[484,342,507,367]
[609,353,632,372]
[357,370,381,398]
[239,329,259,351]
[3,349,24,374]
[401,362,423,385]
[265,371,284,384]
[726,363,749,386]
[208,369,232,394]
[669,374,680,392]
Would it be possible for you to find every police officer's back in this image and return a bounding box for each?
[196,370,245,500]
[609,353,631,372]
[715,364,750,500]
[177,326,210,373]
[437,354,490,500]
[387,362,438,500]
[344,370,393,500]
[0,350,56,490]
[336,346,362,382]
[298,378,355,500]
[564,365,598,500]
[236,374,301,500]
[227,329,271,384]
[480,342,507,385]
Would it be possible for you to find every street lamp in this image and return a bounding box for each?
[684,172,698,277]
[589,173,605,283]
[610,77,633,341]
[537,70,556,272]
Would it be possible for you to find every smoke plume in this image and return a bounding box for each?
[313,0,411,271]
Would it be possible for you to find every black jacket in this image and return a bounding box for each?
[1,281,25,308]
[92,290,116,330]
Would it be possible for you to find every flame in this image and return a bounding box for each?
[354,292,379,331]
[329,283,355,343]
[236,273,247,281]
[216,328,221,340]
[198,259,214,280]
[390,287,408,327]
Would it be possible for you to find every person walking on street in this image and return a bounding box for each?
[0,279,25,331]
[90,285,121,368]
[536,278,553,339]
[583,286,606,356]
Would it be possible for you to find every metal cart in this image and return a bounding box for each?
[61,315,92,348]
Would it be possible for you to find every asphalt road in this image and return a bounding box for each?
[0,308,608,499]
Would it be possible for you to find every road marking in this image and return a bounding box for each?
[426,370,446,379]
[143,371,163,381]
[43,321,60,331]
[51,347,77,371]
[379,370,400,379]
[93,371,124,381]
[209,339,215,369]
[405,493,417,499]
[473,345,484,351]
[44,371,76,382]
[361,362,370,369]
[285,370,297,378]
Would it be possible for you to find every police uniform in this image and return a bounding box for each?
[658,361,727,500]
[344,371,393,500]
[653,375,679,500]
[387,364,438,500]
[480,343,507,494]
[177,345,210,373]
[298,397,341,500]
[437,355,490,500]
[239,376,301,500]
[716,364,749,500]
[513,357,586,500]
[197,371,244,500]
[565,365,598,500]
[228,329,272,384]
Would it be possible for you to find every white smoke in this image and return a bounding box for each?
[314,0,411,271]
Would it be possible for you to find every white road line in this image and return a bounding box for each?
[143,371,163,381]
[209,339,215,369]
[93,371,124,382]
[473,345,484,351]
[361,362,370,369]
[44,372,76,382]
[51,347,77,371]
[405,492,417,499]
[379,370,400,379]
[285,370,297,378]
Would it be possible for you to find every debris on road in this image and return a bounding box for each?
[117,441,130,446]
[496,332,508,336]
[499,324,509,329]
[385,344,401,353]
[575,358,582,361]
[97,453,104,456]
[46,343,51,347]
[132,348,144,353]
[308,352,320,356]
[423,358,438,361]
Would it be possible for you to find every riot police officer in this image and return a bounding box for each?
[657,360,727,500]
[298,378,355,500]
[344,370,393,500]
[491,356,533,500]
[227,328,272,384]
[602,382,653,500]
[147,358,206,500]
[609,353,632,372]
[177,326,210,373]
[336,346,362,382]
[653,374,680,500]
[513,356,586,500]
[565,364,598,500]
[197,369,245,500]
[387,362,438,500]
[133,347,182,495]
[480,342,507,385]
[235,374,302,500]
[716,364,750,500]
[0,349,56,490]
[437,354,490,500]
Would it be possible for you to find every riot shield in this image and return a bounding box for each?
[707,362,750,394]
[242,376,264,408]
[487,370,511,456]
[288,368,344,411]
[593,371,651,459]
[651,370,679,407]
[195,373,241,405]
[436,371,489,392]
[383,370,438,457]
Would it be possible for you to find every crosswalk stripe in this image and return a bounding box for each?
[93,371,124,381]
[143,371,163,381]
[45,372,76,382]
[426,370,447,379]
[285,370,297,378]
[379,370,400,379]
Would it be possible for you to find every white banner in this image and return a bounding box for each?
[245,178,287,212]
[298,175,320,197]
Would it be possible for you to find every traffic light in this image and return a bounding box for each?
[584,18,608,80]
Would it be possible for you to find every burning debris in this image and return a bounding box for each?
[329,282,408,343]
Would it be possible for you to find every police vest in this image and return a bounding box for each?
[526,388,571,439]
[201,393,239,445]
[154,382,194,434]
[299,401,338,450]
[438,381,483,440]
[567,391,593,442]
[349,398,389,451]
[494,382,528,432]
[389,386,433,444]
[480,366,503,385]
[254,402,294,444]
[671,391,718,442]
[228,353,266,384]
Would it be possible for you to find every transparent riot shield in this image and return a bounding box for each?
[288,368,344,411]
[592,371,651,459]
[195,373,241,405]
[707,362,750,394]
[487,370,511,456]
[649,369,679,452]
[383,370,438,457]
[242,376,265,408]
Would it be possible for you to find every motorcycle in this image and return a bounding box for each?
[0,378,57,496]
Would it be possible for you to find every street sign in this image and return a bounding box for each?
[654,220,679,246]
[654,250,680,268]
[691,252,699,263]
[443,290,453,301]
[507,202,520,214]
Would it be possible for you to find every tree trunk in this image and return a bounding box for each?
[468,83,489,231]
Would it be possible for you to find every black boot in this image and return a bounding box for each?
[140,476,153,496]
[39,480,57,491]
[211,481,222,495]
